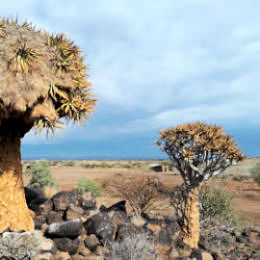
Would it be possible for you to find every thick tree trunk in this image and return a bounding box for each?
[182,186,200,248]
[0,135,34,232]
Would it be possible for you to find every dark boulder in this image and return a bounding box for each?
[24,187,46,205]
[84,234,100,251]
[52,191,78,211]
[31,199,53,215]
[46,211,64,224]
[190,249,203,260]
[65,205,84,221]
[78,191,96,210]
[84,212,115,244]
[47,219,82,238]
[34,214,46,230]
[25,187,54,216]
[144,216,180,236]
[104,200,127,212]
[53,237,80,255]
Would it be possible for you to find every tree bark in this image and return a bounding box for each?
[182,186,200,248]
[0,134,34,232]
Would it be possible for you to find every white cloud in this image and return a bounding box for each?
[1,0,259,145]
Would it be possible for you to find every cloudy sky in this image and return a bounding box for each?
[1,0,259,159]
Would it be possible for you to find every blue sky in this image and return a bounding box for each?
[1,0,260,159]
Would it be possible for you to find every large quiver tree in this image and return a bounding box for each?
[0,18,96,232]
[157,122,243,248]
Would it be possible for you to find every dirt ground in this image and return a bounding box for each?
[23,160,260,226]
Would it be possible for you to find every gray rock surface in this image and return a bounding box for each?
[47,219,82,238]
[0,231,52,260]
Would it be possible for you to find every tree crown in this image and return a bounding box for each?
[157,122,243,187]
[0,18,97,137]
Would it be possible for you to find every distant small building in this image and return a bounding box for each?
[149,164,163,172]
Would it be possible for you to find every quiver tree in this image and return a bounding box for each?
[157,122,243,248]
[0,18,96,232]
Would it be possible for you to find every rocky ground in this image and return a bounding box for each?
[0,188,259,260]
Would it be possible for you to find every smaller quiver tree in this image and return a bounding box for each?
[0,18,96,232]
[157,122,243,248]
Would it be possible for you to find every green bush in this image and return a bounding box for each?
[26,160,57,190]
[63,160,75,167]
[250,162,260,184]
[200,187,240,226]
[76,177,101,196]
[81,162,113,168]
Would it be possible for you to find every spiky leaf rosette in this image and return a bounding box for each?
[0,18,97,137]
[157,122,243,188]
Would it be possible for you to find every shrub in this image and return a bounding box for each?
[199,187,240,226]
[75,177,101,196]
[107,176,164,216]
[99,161,114,168]
[81,162,113,168]
[26,160,57,190]
[63,160,75,167]
[81,163,96,168]
[250,162,260,184]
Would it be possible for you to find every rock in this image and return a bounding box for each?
[101,200,127,212]
[34,215,47,230]
[0,231,48,259]
[130,214,146,227]
[81,256,103,260]
[54,238,80,255]
[41,223,49,234]
[39,237,55,253]
[79,191,96,210]
[95,246,110,257]
[146,223,161,233]
[144,216,180,257]
[71,255,87,260]
[156,243,172,256]
[24,187,46,205]
[173,238,192,258]
[78,240,92,256]
[190,249,203,260]
[84,234,100,251]
[30,198,53,215]
[47,219,82,238]
[200,230,235,250]
[108,211,128,228]
[46,211,64,224]
[65,205,84,220]
[101,200,129,228]
[36,252,53,260]
[52,191,78,211]
[145,216,180,236]
[84,212,115,243]
[82,209,99,221]
[202,252,213,260]
[236,235,249,244]
[55,251,71,259]
[154,228,173,256]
